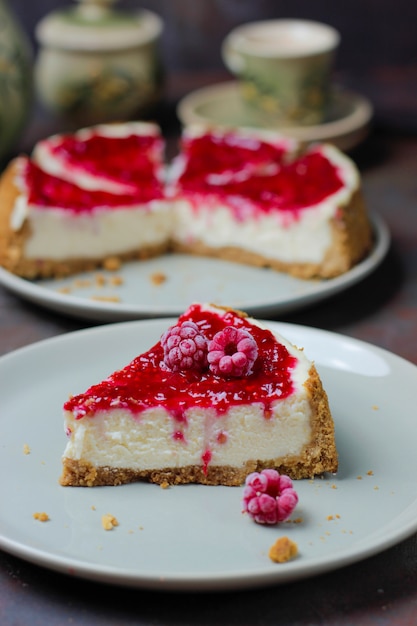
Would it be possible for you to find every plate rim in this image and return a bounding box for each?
[0,213,390,323]
[0,318,417,591]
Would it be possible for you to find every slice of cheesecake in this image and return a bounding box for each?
[60,303,338,487]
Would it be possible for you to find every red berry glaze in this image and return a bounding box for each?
[64,304,297,422]
[25,130,165,212]
[49,132,162,189]
[177,134,344,220]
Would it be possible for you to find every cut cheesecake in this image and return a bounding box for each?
[60,303,338,487]
[0,122,171,279]
[170,127,373,279]
[32,121,165,194]
[0,123,372,280]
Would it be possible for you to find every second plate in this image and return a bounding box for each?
[0,214,389,322]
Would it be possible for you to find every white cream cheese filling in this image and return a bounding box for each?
[18,200,173,260]
[63,396,312,471]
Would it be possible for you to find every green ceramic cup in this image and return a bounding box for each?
[222,19,340,128]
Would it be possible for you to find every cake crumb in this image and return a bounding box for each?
[367,470,374,476]
[109,275,124,286]
[91,295,121,303]
[23,443,31,455]
[74,279,92,288]
[33,512,49,522]
[95,273,107,287]
[103,256,121,271]
[102,514,119,530]
[150,271,167,286]
[268,537,298,563]
[160,481,170,489]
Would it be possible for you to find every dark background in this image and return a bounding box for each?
[9,0,417,136]
[12,0,417,73]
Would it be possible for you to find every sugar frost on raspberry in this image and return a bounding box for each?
[242,469,298,525]
[161,321,208,372]
[207,326,258,377]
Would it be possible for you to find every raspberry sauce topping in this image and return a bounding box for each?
[49,132,162,189]
[64,304,297,421]
[179,131,288,181]
[25,160,164,212]
[242,469,298,525]
[178,134,344,218]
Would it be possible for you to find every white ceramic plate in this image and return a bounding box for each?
[0,214,389,322]
[177,81,373,152]
[0,319,417,591]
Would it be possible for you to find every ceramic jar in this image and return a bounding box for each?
[34,0,164,126]
[0,0,32,161]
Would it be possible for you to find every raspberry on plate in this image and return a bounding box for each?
[242,469,298,525]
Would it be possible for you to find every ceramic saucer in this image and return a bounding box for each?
[177,81,373,151]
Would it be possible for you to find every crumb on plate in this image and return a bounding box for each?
[102,513,119,530]
[150,271,167,285]
[91,295,121,303]
[268,536,298,563]
[109,275,124,286]
[33,512,49,522]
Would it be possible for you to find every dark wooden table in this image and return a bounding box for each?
[1,69,417,625]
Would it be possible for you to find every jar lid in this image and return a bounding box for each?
[35,1,163,51]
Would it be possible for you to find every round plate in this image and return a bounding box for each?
[0,319,416,591]
[177,81,373,151]
[0,214,389,322]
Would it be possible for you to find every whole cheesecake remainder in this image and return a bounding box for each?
[0,122,171,279]
[60,303,338,487]
[0,123,372,280]
[169,127,373,279]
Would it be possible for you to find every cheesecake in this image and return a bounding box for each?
[60,303,338,487]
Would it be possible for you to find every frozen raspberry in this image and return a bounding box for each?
[161,321,208,372]
[207,326,258,377]
[242,469,298,525]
